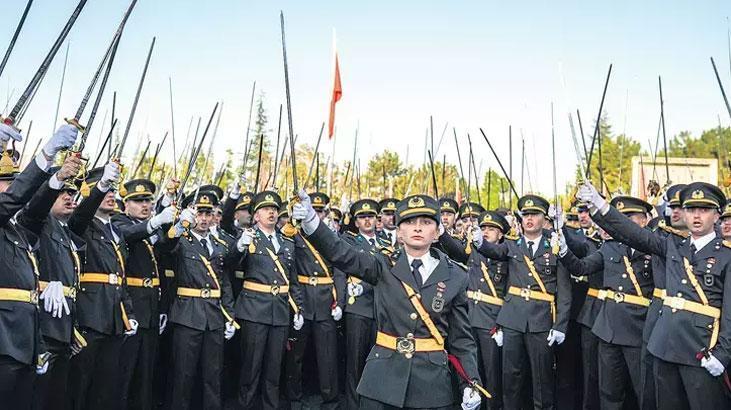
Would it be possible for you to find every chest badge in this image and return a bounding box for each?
[432,282,447,312]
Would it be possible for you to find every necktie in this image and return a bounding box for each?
[690,243,697,254]
[268,235,279,253]
[368,238,376,247]
[527,241,534,257]
[200,238,210,259]
[104,223,116,243]
[411,259,424,288]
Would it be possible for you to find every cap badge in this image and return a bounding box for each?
[408,197,425,208]
[135,184,145,193]
[692,190,704,199]
[525,199,534,207]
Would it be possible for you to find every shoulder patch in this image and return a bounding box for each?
[347,231,357,237]
[281,236,294,243]
[723,240,731,249]
[658,223,689,239]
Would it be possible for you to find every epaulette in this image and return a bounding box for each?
[212,235,228,247]
[281,236,294,243]
[723,240,731,249]
[346,231,357,237]
[657,221,689,239]
[505,233,519,241]
[565,221,580,230]
[450,260,469,272]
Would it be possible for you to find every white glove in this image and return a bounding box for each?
[36,352,51,375]
[293,189,318,234]
[150,206,176,229]
[43,124,78,157]
[125,319,139,336]
[179,208,196,226]
[227,179,241,199]
[0,123,22,144]
[547,329,566,346]
[331,306,343,321]
[461,387,481,410]
[40,281,71,318]
[293,313,304,330]
[237,228,255,252]
[98,161,121,191]
[701,352,725,377]
[159,314,168,335]
[550,203,564,231]
[224,321,236,340]
[159,192,173,208]
[576,181,606,213]
[491,329,503,347]
[347,282,364,297]
[550,232,568,257]
[471,225,483,248]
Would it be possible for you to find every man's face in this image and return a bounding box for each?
[51,190,77,219]
[375,217,383,231]
[481,225,503,244]
[461,216,477,227]
[98,191,116,213]
[315,208,328,221]
[0,180,10,193]
[355,214,376,235]
[212,209,222,226]
[235,209,252,227]
[578,210,592,229]
[193,210,213,234]
[125,198,152,220]
[381,211,396,230]
[254,206,278,230]
[277,215,289,229]
[397,216,439,252]
[521,212,544,236]
[670,206,686,229]
[628,213,648,228]
[440,211,456,230]
[454,219,464,236]
[683,207,719,237]
[721,217,731,239]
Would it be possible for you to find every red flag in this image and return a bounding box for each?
[328,53,342,139]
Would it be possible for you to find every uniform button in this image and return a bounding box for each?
[416,294,421,299]
[708,324,713,329]
[375,353,379,358]
[480,278,484,282]
[410,313,417,320]
[622,274,627,279]
[407,333,414,338]
[707,264,712,268]
[681,279,688,285]
[618,286,623,291]
[273,280,278,284]
[677,293,682,297]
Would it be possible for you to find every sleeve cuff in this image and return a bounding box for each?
[48,175,64,190]
[34,152,53,172]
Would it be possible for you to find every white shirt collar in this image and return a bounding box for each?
[406,251,439,284]
[690,231,717,253]
[190,230,213,253]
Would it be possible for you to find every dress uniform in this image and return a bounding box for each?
[296,194,484,409]
[234,190,302,410]
[582,181,731,409]
[67,165,139,410]
[330,207,343,233]
[458,202,485,225]
[0,150,61,409]
[439,210,511,410]
[378,198,399,247]
[559,196,655,409]
[285,192,346,410]
[438,197,459,233]
[475,194,572,410]
[221,189,253,238]
[113,179,169,410]
[162,191,237,410]
[340,199,389,410]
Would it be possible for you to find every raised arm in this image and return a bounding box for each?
[475,239,510,261]
[437,231,470,264]
[559,246,605,277]
[592,207,666,256]
[553,261,573,334]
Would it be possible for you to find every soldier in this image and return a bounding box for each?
[285,192,345,410]
[277,208,290,230]
[577,181,731,408]
[221,185,254,237]
[556,196,656,409]
[340,198,389,410]
[720,201,731,240]
[0,124,78,409]
[67,161,140,410]
[113,179,175,410]
[471,194,572,410]
[378,197,399,247]
[330,206,343,233]
[293,192,484,409]
[162,191,238,410]
[459,201,485,227]
[233,190,303,410]
[439,197,458,233]
[439,210,511,410]
[0,148,21,192]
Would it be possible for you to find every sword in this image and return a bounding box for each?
[585,64,613,179]
[0,0,34,81]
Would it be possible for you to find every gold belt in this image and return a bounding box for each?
[297,275,334,286]
[243,281,289,295]
[177,287,221,298]
[375,331,443,358]
[80,273,121,285]
[466,290,503,306]
[653,288,666,299]
[508,286,555,302]
[586,288,600,298]
[0,288,38,304]
[39,281,77,299]
[596,289,650,307]
[126,277,160,288]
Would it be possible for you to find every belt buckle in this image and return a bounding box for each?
[200,288,211,298]
[520,288,531,301]
[308,277,318,286]
[143,278,153,288]
[396,335,416,358]
[613,292,625,303]
[669,297,685,311]
[68,287,77,300]
[30,290,39,305]
[271,284,281,296]
[108,274,119,285]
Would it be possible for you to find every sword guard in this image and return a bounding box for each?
[64,118,86,133]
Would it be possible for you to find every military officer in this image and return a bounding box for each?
[221,184,254,237]
[378,197,399,247]
[459,201,485,227]
[340,198,389,410]
[557,196,656,409]
[0,124,78,409]
[438,197,459,233]
[330,206,343,233]
[113,178,175,410]
[285,192,345,410]
[720,201,731,240]
[293,192,484,409]
[577,181,731,408]
[162,191,238,410]
[233,190,303,410]
[471,194,572,410]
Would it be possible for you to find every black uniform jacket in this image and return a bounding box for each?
[594,207,731,367]
[564,226,603,326]
[293,232,346,321]
[307,221,480,408]
[476,232,572,334]
[561,239,654,347]
[438,232,507,331]
[234,227,301,326]
[0,161,52,364]
[341,231,390,320]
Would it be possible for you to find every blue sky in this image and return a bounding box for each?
[1,0,731,193]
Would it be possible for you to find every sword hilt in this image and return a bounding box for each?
[65,117,86,133]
